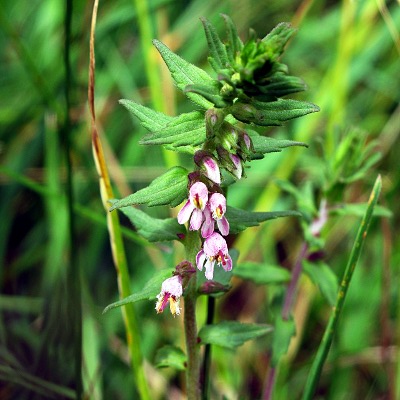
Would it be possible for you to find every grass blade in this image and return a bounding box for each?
[88,1,150,399]
[302,175,382,400]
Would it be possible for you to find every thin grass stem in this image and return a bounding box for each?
[302,175,382,400]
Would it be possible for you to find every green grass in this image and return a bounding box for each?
[0,0,399,399]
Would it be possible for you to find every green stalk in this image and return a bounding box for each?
[184,230,202,400]
[89,2,150,399]
[302,175,382,400]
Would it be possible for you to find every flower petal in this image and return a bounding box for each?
[217,216,230,236]
[203,157,221,184]
[204,259,215,280]
[229,154,242,179]
[161,276,183,297]
[201,206,214,238]
[196,250,206,271]
[177,200,194,224]
[190,208,204,231]
[209,193,226,218]
[222,253,232,272]
[189,182,209,210]
[204,232,228,256]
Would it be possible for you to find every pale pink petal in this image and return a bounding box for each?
[209,193,226,218]
[204,232,227,257]
[196,250,206,271]
[189,182,208,210]
[222,253,232,272]
[161,275,183,297]
[177,200,194,224]
[201,206,214,238]
[243,133,251,150]
[203,157,221,184]
[217,216,230,236]
[190,208,204,231]
[229,154,242,179]
[204,259,215,280]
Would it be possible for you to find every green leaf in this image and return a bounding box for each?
[140,111,206,149]
[119,99,173,131]
[200,17,229,72]
[226,206,301,234]
[302,260,338,306]
[233,262,291,285]
[152,39,214,109]
[261,22,296,59]
[271,316,296,366]
[114,205,185,242]
[103,269,173,313]
[230,99,320,126]
[249,133,307,158]
[185,83,228,108]
[221,14,243,64]
[330,203,392,218]
[154,345,187,371]
[109,167,188,210]
[198,321,273,349]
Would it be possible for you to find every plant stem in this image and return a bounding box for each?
[201,296,215,400]
[302,176,382,400]
[263,242,308,400]
[89,2,150,399]
[184,230,201,400]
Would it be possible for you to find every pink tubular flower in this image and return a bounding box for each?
[177,182,208,231]
[196,232,232,280]
[209,193,229,236]
[229,154,243,179]
[155,275,183,316]
[202,156,221,184]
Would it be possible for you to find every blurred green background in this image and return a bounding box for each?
[0,0,399,399]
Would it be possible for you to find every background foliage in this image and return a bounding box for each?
[1,0,399,399]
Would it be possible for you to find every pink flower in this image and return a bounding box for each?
[200,193,230,238]
[177,182,208,231]
[155,275,183,316]
[229,154,243,179]
[202,156,221,184]
[196,232,232,280]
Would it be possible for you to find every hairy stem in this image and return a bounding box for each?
[184,230,201,400]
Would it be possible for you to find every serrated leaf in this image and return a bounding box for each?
[153,39,214,109]
[233,262,290,285]
[103,269,173,313]
[114,205,185,242]
[272,316,296,366]
[119,99,173,131]
[303,260,338,306]
[231,99,320,126]
[199,321,273,349]
[109,167,188,210]
[200,17,229,72]
[185,83,228,108]
[140,111,206,148]
[155,345,187,371]
[226,206,301,234]
[221,14,243,63]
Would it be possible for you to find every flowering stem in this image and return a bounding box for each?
[201,296,215,400]
[184,230,202,400]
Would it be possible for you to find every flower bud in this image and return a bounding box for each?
[194,150,221,184]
